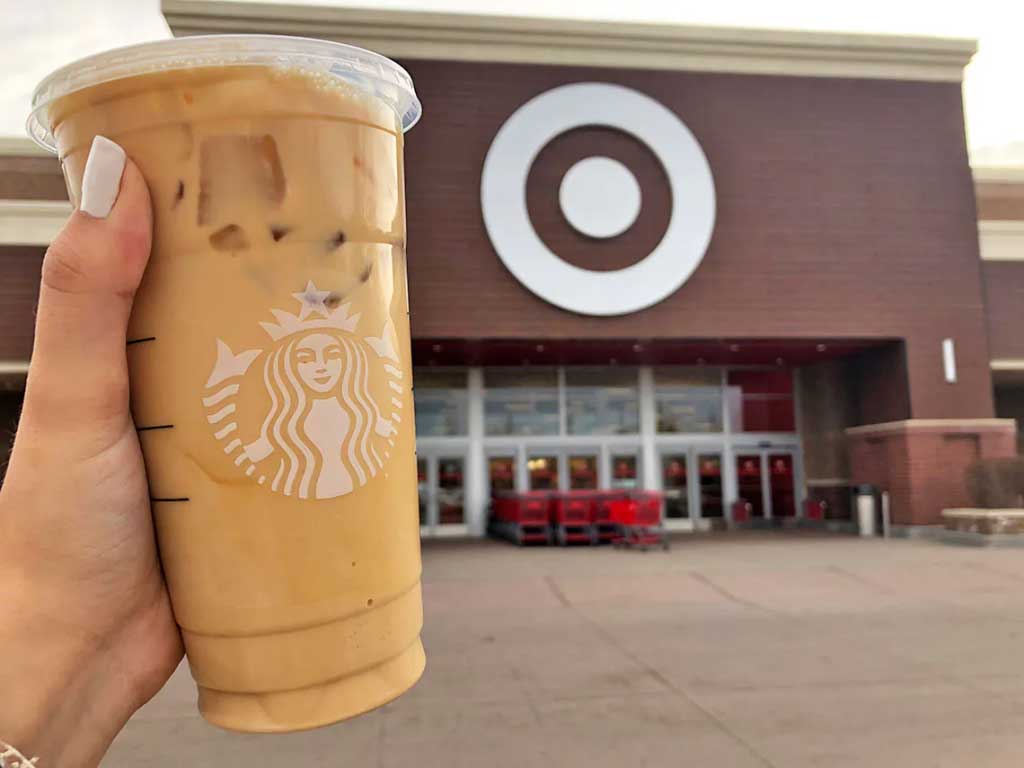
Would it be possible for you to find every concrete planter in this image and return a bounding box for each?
[940,509,1024,547]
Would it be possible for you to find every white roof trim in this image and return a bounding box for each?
[846,419,1016,435]
[161,1,976,82]
[0,136,50,157]
[974,166,1024,184]
[0,200,71,246]
[992,360,1024,372]
[0,361,30,375]
[978,221,1024,262]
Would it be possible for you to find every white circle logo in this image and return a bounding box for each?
[559,156,642,239]
[481,82,716,316]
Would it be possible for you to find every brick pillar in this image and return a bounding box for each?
[846,419,1017,526]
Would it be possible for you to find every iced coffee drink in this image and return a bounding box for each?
[28,36,424,732]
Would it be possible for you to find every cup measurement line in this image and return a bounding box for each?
[151,497,190,503]
[137,424,174,432]
[127,336,157,345]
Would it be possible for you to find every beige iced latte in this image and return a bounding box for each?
[29,36,424,732]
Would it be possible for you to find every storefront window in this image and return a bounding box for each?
[484,368,559,436]
[568,454,599,489]
[611,454,639,490]
[488,455,517,493]
[565,367,639,435]
[655,368,722,433]
[727,370,795,432]
[528,454,559,490]
[413,369,468,437]
[698,454,724,518]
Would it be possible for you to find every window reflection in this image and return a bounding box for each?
[489,456,516,493]
[413,368,468,437]
[661,454,689,518]
[655,368,722,433]
[484,368,559,436]
[528,455,559,490]
[698,454,724,517]
[565,368,639,435]
[611,454,639,490]
[568,455,598,489]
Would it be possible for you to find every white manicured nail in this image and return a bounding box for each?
[80,136,126,218]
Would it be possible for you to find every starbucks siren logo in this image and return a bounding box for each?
[202,279,404,500]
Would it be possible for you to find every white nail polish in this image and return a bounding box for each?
[80,136,126,219]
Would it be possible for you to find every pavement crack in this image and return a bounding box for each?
[689,570,780,616]
[562,586,780,768]
[543,575,572,608]
[826,564,895,594]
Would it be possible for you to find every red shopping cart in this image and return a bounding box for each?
[610,492,669,551]
[488,491,552,545]
[591,491,630,544]
[550,491,597,546]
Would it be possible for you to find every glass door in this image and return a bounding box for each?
[660,452,690,520]
[696,453,724,518]
[567,452,599,490]
[487,452,518,496]
[417,458,429,527]
[734,449,798,520]
[659,446,725,526]
[768,453,796,518]
[610,452,640,491]
[736,454,765,518]
[527,453,560,491]
[418,450,469,536]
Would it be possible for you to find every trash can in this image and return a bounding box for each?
[854,484,878,537]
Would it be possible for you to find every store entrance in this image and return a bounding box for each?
[734,448,798,520]
[418,448,470,537]
[526,447,606,491]
[657,446,725,528]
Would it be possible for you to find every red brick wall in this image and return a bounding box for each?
[0,60,996,427]
[850,343,911,425]
[800,359,857,479]
[848,421,1017,525]
[0,246,44,361]
[982,262,1024,360]
[401,59,993,421]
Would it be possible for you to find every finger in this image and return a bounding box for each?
[21,136,153,440]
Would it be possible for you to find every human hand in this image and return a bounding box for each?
[0,137,183,767]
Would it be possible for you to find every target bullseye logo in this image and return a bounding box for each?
[481,82,716,316]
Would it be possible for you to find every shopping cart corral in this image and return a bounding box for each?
[488,491,553,545]
[608,491,670,551]
[488,490,667,550]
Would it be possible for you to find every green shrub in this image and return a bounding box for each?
[965,457,1024,509]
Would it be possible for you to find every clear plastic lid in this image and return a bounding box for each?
[27,34,421,151]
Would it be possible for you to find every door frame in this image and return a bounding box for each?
[417,443,470,538]
[731,443,801,521]
[655,441,726,531]
[523,443,605,491]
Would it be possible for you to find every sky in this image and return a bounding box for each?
[4,0,1022,164]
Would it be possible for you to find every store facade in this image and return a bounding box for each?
[2,2,1022,536]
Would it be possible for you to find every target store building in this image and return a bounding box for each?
[2,2,1023,537]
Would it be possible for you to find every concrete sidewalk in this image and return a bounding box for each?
[108,533,1024,766]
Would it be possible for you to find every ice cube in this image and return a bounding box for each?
[209,224,250,252]
[198,135,285,226]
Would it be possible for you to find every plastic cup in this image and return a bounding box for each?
[29,35,424,732]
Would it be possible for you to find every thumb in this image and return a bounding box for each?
[22,136,152,442]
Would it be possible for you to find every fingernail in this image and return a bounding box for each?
[80,136,126,219]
